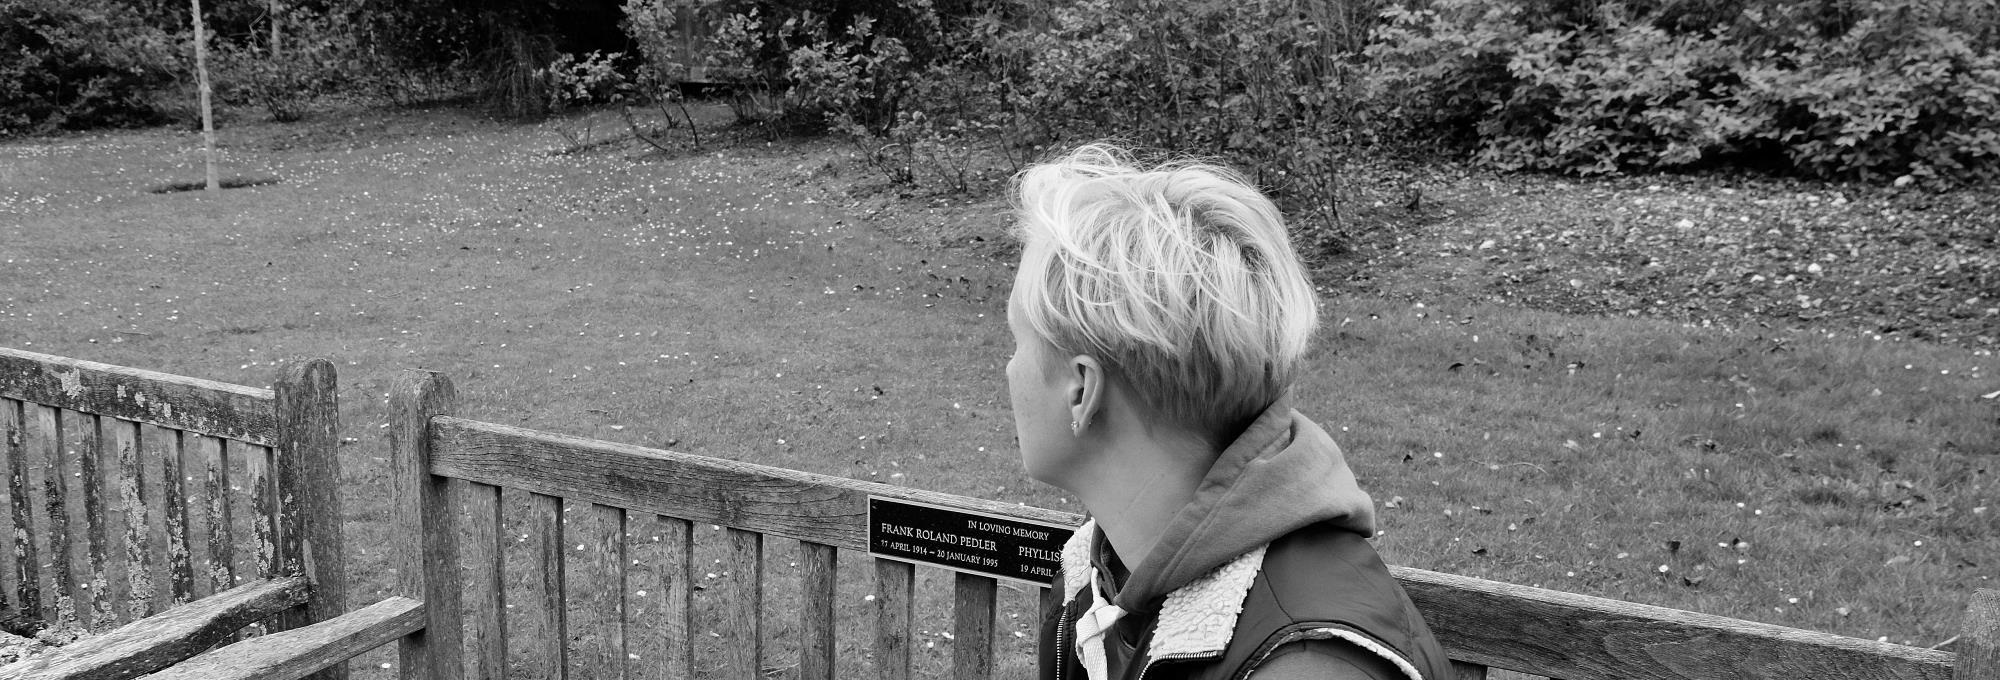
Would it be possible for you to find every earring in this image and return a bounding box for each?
[1070,420,1080,436]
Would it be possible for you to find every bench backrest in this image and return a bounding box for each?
[0,348,345,645]
[390,369,1999,680]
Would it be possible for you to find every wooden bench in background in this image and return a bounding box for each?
[0,346,352,679]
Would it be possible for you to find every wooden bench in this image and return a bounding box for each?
[5,354,1993,679]
[0,347,352,679]
[357,368,1995,680]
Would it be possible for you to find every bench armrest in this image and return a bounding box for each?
[0,576,311,680]
[146,597,425,680]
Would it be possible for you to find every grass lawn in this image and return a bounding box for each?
[1,103,1993,676]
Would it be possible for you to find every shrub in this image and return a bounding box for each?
[0,0,188,136]
[214,7,382,122]
[1365,0,2000,183]
[985,0,1375,233]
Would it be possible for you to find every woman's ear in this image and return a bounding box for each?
[1068,355,1105,434]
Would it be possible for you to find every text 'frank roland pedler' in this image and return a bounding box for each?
[867,496,1075,586]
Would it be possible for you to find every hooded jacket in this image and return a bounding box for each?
[1039,399,1453,680]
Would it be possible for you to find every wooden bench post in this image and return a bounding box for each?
[389,370,460,680]
[272,358,346,680]
[1960,588,2000,680]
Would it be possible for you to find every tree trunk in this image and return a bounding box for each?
[192,0,219,191]
[269,0,281,59]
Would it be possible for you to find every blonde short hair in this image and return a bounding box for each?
[1011,144,1319,436]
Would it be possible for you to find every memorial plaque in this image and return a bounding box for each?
[867,496,1074,586]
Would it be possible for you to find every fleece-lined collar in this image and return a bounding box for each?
[1061,522,1424,680]
[1063,519,1264,666]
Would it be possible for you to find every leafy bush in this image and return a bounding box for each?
[984,0,1375,231]
[1366,0,2000,183]
[0,0,188,136]
[214,7,382,121]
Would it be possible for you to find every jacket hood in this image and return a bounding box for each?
[1109,397,1376,612]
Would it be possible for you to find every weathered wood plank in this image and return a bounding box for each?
[272,357,344,653]
[460,480,506,680]
[113,418,153,623]
[718,528,763,680]
[874,558,914,680]
[388,370,462,680]
[0,576,310,680]
[798,541,837,680]
[80,414,114,629]
[1391,565,1955,680]
[1450,660,1490,680]
[0,347,277,445]
[161,428,196,606]
[531,492,567,680]
[1958,588,2000,680]
[2,398,37,621]
[201,435,236,597]
[41,406,76,627]
[581,503,628,680]
[427,417,1083,554]
[953,573,996,680]
[146,596,425,680]
[247,444,279,582]
[656,515,693,680]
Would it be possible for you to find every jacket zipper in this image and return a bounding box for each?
[1055,602,1069,680]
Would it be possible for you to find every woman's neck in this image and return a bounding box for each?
[1070,423,1217,572]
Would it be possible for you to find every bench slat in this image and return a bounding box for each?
[719,528,764,680]
[533,492,567,680]
[799,541,837,680]
[146,596,425,680]
[202,436,235,599]
[41,405,75,627]
[2,397,38,620]
[81,414,114,629]
[0,347,277,445]
[427,417,1082,554]
[461,480,506,680]
[954,573,996,680]
[875,558,915,680]
[588,503,628,679]
[657,515,694,680]
[0,575,310,680]
[1393,565,1954,680]
[1450,660,1489,680]
[113,418,153,623]
[161,428,196,606]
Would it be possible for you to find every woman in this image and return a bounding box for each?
[1007,144,1453,680]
